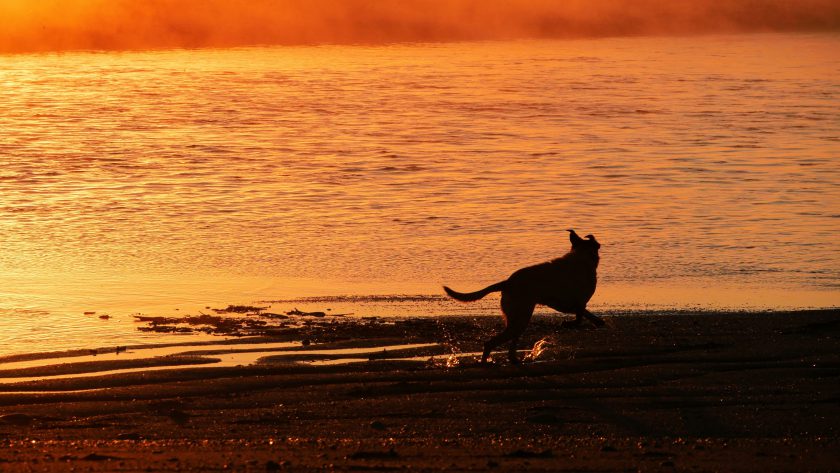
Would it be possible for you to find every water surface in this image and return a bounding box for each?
[1,34,838,356]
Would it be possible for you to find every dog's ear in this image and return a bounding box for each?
[585,234,601,249]
[568,229,584,247]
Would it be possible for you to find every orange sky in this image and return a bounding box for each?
[1,0,839,52]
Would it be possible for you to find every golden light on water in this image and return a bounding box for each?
[0,2,838,357]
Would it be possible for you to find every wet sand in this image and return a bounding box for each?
[1,310,838,471]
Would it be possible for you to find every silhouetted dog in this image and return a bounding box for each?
[444,229,603,364]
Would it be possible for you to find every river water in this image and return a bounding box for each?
[1,33,838,356]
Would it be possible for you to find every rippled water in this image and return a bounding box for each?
[1,34,838,356]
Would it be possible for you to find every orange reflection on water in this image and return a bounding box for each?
[0,34,838,357]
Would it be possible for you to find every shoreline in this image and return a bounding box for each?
[3,283,837,359]
[2,307,837,362]
[0,309,838,471]
[0,309,837,386]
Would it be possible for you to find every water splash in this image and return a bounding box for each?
[524,335,561,362]
[445,353,461,368]
[425,343,465,369]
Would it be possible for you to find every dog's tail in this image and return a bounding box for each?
[443,281,507,302]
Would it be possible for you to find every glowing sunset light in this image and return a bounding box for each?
[0,0,838,465]
[1,0,839,53]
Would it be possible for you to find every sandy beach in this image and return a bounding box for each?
[1,309,838,471]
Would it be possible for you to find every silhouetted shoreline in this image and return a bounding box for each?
[0,309,838,471]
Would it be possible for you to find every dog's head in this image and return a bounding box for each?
[568,229,600,263]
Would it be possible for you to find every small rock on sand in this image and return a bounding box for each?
[81,453,121,461]
[505,449,554,458]
[0,413,33,426]
[369,420,386,430]
[526,413,562,425]
[349,448,398,460]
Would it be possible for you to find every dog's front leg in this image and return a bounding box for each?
[508,337,521,364]
[560,316,583,328]
[580,308,605,327]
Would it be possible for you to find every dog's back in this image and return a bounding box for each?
[506,248,598,314]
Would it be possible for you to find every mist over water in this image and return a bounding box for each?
[1,0,840,53]
[0,33,838,356]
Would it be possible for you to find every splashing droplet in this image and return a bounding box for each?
[525,336,560,362]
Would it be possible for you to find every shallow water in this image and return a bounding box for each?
[0,341,438,386]
[1,34,838,357]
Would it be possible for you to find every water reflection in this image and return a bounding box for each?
[0,35,837,357]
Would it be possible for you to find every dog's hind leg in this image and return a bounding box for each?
[479,293,534,364]
[481,327,519,364]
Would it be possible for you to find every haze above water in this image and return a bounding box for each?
[1,33,838,356]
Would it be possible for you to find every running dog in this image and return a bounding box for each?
[444,229,603,364]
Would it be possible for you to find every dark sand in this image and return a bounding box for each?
[1,310,838,471]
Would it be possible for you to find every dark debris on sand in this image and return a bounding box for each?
[212,304,268,314]
[133,307,490,348]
